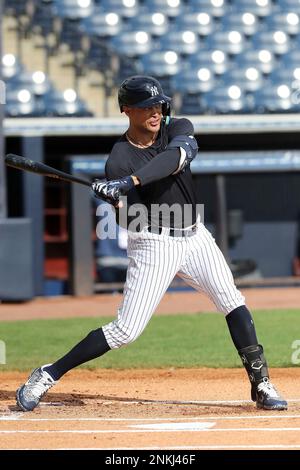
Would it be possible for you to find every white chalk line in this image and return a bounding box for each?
[50,444,300,450]
[1,427,300,434]
[1,413,300,422]
[69,398,300,405]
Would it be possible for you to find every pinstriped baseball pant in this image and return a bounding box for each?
[102,222,245,349]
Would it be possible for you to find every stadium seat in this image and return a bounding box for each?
[6,69,53,96]
[139,50,181,77]
[143,0,185,18]
[154,29,200,55]
[173,10,217,37]
[85,38,117,71]
[2,54,24,80]
[270,64,300,82]
[233,0,274,17]
[281,48,300,69]
[109,30,153,57]
[221,11,260,37]
[231,48,277,75]
[201,84,253,114]
[4,0,31,16]
[251,29,291,55]
[222,65,264,92]
[5,85,42,117]
[205,29,248,55]
[172,65,218,93]
[127,9,169,37]
[187,49,230,75]
[252,81,296,113]
[279,0,300,15]
[99,0,139,18]
[179,93,204,115]
[80,7,123,38]
[264,11,300,36]
[30,0,57,37]
[43,88,93,116]
[189,0,227,18]
[269,66,300,100]
[52,0,94,19]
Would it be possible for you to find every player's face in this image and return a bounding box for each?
[126,105,163,133]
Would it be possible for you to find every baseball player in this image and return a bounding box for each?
[16,76,287,412]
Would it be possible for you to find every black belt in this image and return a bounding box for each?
[147,224,197,237]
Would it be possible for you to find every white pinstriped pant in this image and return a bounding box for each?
[102,222,245,349]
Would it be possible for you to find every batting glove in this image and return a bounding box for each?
[92,176,134,206]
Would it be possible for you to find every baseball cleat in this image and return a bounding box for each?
[16,364,57,412]
[254,377,288,410]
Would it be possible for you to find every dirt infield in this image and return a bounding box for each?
[0,368,299,450]
[1,288,299,449]
[0,287,299,321]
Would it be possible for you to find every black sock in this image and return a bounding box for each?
[44,328,110,381]
[226,305,258,350]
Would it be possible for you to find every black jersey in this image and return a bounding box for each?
[105,117,198,229]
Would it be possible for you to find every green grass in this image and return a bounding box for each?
[0,309,299,371]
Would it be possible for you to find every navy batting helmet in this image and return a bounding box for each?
[118,75,171,115]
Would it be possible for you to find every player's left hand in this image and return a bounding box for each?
[92,176,134,207]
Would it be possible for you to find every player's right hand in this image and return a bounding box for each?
[92,176,134,207]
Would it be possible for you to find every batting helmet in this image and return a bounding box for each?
[118,75,171,115]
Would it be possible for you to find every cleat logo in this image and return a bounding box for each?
[251,360,263,370]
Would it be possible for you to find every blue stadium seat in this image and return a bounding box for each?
[264,11,300,36]
[31,0,57,37]
[43,88,93,116]
[205,29,248,55]
[139,50,181,77]
[251,29,291,55]
[154,29,200,55]
[127,9,169,37]
[233,0,274,17]
[109,30,153,57]
[52,0,94,19]
[189,0,227,18]
[99,0,139,18]
[172,65,218,93]
[269,65,300,94]
[173,10,218,37]
[231,48,277,75]
[4,0,31,16]
[6,69,53,96]
[5,86,42,117]
[179,93,204,115]
[2,54,24,80]
[281,48,300,69]
[221,11,260,37]
[201,84,253,114]
[252,81,296,113]
[222,65,264,91]
[279,0,300,15]
[85,38,116,71]
[59,17,86,53]
[80,7,123,38]
[143,0,185,18]
[187,49,230,75]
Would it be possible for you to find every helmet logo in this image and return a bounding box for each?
[150,86,159,96]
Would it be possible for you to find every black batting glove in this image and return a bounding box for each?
[91,176,134,206]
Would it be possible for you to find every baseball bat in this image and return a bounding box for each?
[5,153,91,187]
